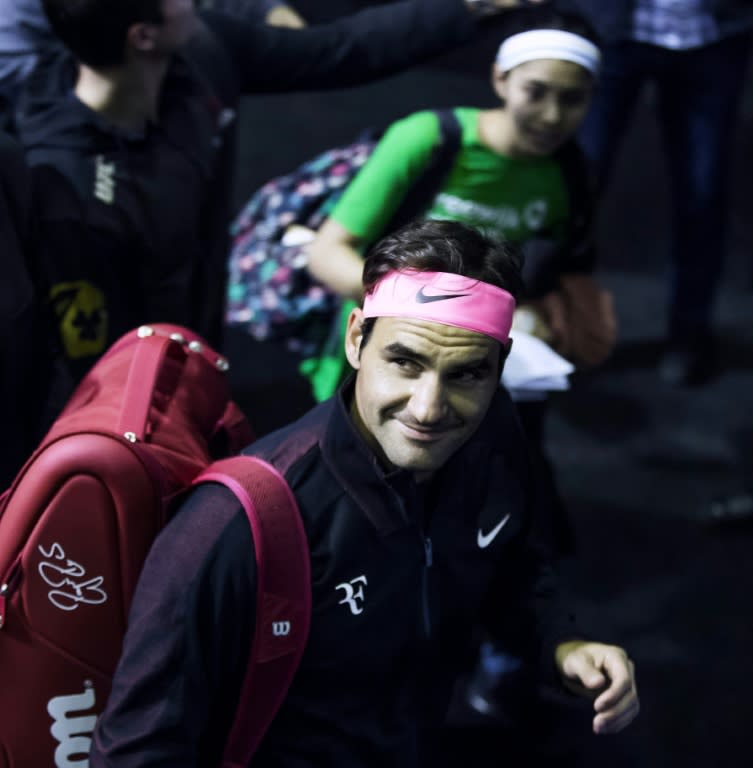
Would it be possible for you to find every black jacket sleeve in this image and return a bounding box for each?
[483,530,578,673]
[90,484,257,768]
[197,0,475,97]
[0,130,45,484]
[469,393,577,679]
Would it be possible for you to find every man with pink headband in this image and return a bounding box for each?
[92,219,638,766]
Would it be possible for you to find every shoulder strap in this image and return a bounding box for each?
[193,455,311,767]
[385,107,463,232]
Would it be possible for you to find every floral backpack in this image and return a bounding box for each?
[225,109,462,359]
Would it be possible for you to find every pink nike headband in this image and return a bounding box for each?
[362,270,516,344]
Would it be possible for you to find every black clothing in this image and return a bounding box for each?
[0,131,48,485]
[92,382,576,767]
[520,139,597,299]
[14,0,475,382]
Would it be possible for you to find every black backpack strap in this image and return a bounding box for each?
[385,107,462,232]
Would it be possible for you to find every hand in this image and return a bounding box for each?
[465,0,549,17]
[559,274,617,367]
[265,3,306,28]
[511,306,554,343]
[555,640,639,735]
[485,0,550,6]
[528,275,617,368]
[527,290,569,353]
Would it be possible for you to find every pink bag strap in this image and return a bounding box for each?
[193,455,311,766]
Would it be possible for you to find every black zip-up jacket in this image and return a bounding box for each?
[0,131,36,485]
[13,0,475,382]
[92,382,576,767]
[0,130,64,484]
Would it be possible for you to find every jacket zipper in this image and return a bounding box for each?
[395,491,434,640]
[421,535,433,639]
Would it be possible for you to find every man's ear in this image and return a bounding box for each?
[127,22,159,53]
[344,307,365,370]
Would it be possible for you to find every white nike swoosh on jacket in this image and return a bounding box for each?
[476,513,511,549]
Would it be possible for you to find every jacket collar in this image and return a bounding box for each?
[319,376,406,535]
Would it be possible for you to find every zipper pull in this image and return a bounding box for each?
[424,537,433,568]
[0,583,8,629]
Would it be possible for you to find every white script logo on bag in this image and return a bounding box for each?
[38,543,108,612]
[48,681,98,767]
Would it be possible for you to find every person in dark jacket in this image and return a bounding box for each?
[0,131,55,486]
[565,0,753,385]
[91,219,639,767]
[0,131,35,485]
[0,0,304,122]
[0,0,60,125]
[12,0,506,390]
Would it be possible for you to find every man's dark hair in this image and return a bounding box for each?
[41,0,164,68]
[360,218,524,349]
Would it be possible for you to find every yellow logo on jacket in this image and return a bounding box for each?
[50,281,108,359]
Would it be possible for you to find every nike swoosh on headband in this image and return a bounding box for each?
[477,513,511,549]
[415,286,471,303]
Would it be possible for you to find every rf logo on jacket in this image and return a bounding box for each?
[335,575,368,615]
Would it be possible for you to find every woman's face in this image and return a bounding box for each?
[493,58,595,157]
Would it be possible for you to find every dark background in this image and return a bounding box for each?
[226,7,753,766]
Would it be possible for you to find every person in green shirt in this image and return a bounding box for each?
[308,6,616,371]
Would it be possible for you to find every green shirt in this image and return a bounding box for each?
[331,107,570,246]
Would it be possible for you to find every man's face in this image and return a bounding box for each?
[154,0,199,52]
[494,58,594,157]
[345,310,502,481]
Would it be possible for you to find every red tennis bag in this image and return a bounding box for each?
[0,324,311,767]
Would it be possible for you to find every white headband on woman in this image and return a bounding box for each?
[496,29,601,75]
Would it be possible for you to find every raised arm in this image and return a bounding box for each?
[201,0,478,95]
[307,219,366,301]
[307,110,444,299]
